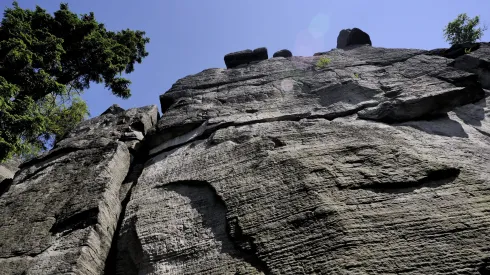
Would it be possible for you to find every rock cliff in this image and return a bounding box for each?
[1,29,490,275]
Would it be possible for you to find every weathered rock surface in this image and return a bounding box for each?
[224,47,269,69]
[2,33,490,274]
[0,157,20,183]
[0,105,157,275]
[0,157,21,196]
[336,27,372,49]
[128,42,490,274]
[101,104,125,116]
[273,49,292,58]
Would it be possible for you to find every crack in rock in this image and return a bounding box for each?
[343,168,461,194]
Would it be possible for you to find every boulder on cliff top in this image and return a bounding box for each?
[273,49,293,58]
[337,27,372,49]
[224,47,268,69]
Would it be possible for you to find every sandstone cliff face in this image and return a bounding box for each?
[0,105,158,275]
[1,37,490,274]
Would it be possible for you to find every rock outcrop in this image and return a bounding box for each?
[137,42,490,274]
[0,105,158,275]
[336,27,372,49]
[2,29,490,275]
[0,157,21,196]
[224,47,269,69]
[0,157,20,182]
[273,49,293,58]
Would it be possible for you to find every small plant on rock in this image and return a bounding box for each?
[443,13,487,45]
[316,57,331,69]
[353,73,359,78]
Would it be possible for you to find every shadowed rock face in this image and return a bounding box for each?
[0,105,158,275]
[2,41,490,275]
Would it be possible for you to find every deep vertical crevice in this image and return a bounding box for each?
[103,154,147,275]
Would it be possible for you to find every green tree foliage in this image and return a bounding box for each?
[443,13,487,45]
[0,2,150,162]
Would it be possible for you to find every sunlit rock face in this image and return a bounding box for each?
[0,157,20,183]
[127,42,490,274]
[2,29,490,275]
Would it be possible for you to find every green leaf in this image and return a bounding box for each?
[0,2,149,161]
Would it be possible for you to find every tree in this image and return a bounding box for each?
[443,13,487,45]
[0,2,150,162]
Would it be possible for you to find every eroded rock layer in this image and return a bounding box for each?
[124,43,490,274]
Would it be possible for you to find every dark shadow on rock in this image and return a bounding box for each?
[49,207,99,236]
[0,178,13,197]
[105,156,148,275]
[162,180,269,274]
[396,114,469,138]
[426,43,481,59]
[113,217,154,275]
[346,168,461,194]
[315,82,381,107]
[453,97,487,127]
[479,257,490,275]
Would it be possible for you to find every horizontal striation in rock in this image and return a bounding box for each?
[123,113,490,274]
[148,44,489,156]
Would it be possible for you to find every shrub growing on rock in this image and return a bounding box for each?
[315,57,332,69]
[443,13,487,45]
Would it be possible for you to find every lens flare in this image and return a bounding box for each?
[308,13,330,39]
[294,30,325,56]
[293,13,331,56]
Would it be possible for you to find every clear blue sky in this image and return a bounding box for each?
[4,0,490,117]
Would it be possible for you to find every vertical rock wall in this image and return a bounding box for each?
[118,44,490,274]
[0,105,158,275]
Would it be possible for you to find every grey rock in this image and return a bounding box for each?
[0,105,158,275]
[122,43,490,274]
[0,156,21,183]
[101,104,125,116]
[427,42,481,59]
[337,27,372,49]
[148,45,483,155]
[273,49,292,58]
[0,157,22,196]
[452,43,490,89]
[224,47,268,69]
